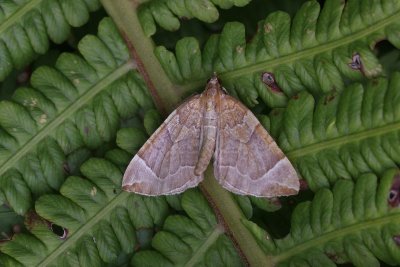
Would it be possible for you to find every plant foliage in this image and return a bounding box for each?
[138,0,251,37]
[1,0,400,266]
[156,0,400,107]
[244,169,400,266]
[0,0,101,81]
[271,73,400,191]
[0,17,153,215]
[131,189,242,267]
[0,151,242,266]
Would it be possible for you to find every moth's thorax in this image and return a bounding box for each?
[204,76,225,96]
[200,77,220,131]
[194,76,221,175]
[202,76,224,112]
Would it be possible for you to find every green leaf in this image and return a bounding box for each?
[0,17,154,215]
[0,155,245,266]
[116,127,148,154]
[2,1,400,266]
[0,154,170,266]
[138,0,251,36]
[149,1,180,33]
[131,250,173,267]
[0,0,101,80]
[155,0,399,107]
[274,73,400,191]
[244,169,400,266]
[132,189,244,266]
[250,196,282,212]
[233,195,253,219]
[0,205,24,240]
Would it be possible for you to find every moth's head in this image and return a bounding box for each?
[207,72,220,84]
[205,73,223,96]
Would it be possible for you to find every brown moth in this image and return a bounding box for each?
[122,75,300,197]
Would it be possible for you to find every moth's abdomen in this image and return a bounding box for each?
[194,108,217,176]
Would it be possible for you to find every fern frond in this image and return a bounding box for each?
[271,73,400,191]
[243,169,400,266]
[0,152,243,266]
[0,0,101,81]
[0,151,171,266]
[0,17,154,215]
[131,190,243,266]
[155,0,400,107]
[138,0,251,37]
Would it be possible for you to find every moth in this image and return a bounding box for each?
[122,75,300,197]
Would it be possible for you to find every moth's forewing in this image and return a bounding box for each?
[122,95,204,195]
[213,93,299,197]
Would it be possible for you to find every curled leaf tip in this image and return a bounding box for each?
[348,53,365,75]
[388,174,400,207]
[51,223,68,240]
[262,72,282,93]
